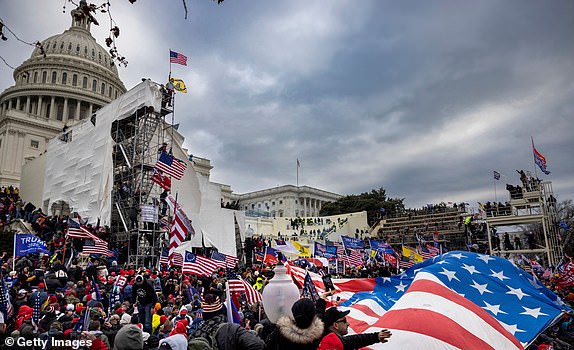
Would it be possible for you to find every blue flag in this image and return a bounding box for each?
[341,235,365,250]
[15,234,50,256]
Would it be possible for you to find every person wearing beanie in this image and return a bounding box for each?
[172,305,192,328]
[190,294,264,350]
[319,306,391,350]
[131,274,158,334]
[113,324,144,350]
[265,298,324,350]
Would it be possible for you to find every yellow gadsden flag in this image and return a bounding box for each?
[291,240,311,257]
[170,78,187,93]
[402,246,423,263]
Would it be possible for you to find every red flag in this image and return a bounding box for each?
[557,261,574,288]
[151,169,171,191]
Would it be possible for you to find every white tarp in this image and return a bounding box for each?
[42,80,161,225]
[40,79,239,256]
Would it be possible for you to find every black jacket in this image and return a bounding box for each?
[131,280,158,305]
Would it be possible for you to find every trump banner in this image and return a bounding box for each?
[15,234,50,256]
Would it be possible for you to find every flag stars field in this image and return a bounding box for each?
[483,301,507,316]
[470,280,492,295]
[506,286,529,300]
[520,306,548,319]
[461,263,480,275]
[439,268,459,282]
[477,254,496,264]
[490,270,510,281]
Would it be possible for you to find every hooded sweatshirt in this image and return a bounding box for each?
[158,334,188,350]
[113,324,143,350]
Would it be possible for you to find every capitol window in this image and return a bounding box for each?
[92,79,97,91]
[34,72,38,83]
[72,74,78,87]
[42,71,47,83]
[62,72,67,85]
[101,82,105,94]
[83,77,88,89]
[51,72,57,84]
[30,140,39,149]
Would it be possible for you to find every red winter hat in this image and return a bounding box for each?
[169,319,188,336]
[49,295,58,304]
[38,282,45,289]
[64,329,73,339]
[160,315,168,324]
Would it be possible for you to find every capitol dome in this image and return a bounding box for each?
[0,1,127,186]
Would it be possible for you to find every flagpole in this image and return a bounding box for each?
[493,174,497,204]
[296,159,299,187]
[13,234,17,271]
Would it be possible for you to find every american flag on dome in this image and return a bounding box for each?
[155,151,187,180]
[339,251,572,348]
[212,251,239,268]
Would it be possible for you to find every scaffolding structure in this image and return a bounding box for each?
[486,181,562,266]
[110,102,172,268]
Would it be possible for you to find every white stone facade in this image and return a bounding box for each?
[228,185,342,218]
[0,4,126,187]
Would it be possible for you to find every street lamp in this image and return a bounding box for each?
[262,256,300,323]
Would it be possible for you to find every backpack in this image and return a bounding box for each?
[188,323,225,350]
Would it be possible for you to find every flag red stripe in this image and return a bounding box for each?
[380,308,494,350]
[405,279,522,348]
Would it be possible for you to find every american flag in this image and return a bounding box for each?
[226,268,246,293]
[159,248,183,266]
[182,251,220,277]
[32,291,41,329]
[0,277,13,319]
[341,249,364,267]
[418,246,434,260]
[155,151,186,180]
[426,244,440,256]
[83,239,112,256]
[339,251,572,348]
[332,242,345,259]
[169,212,188,266]
[67,219,103,242]
[170,50,188,66]
[241,276,263,305]
[211,251,239,268]
[159,216,170,230]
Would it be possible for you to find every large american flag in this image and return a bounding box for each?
[182,251,220,276]
[211,251,239,268]
[338,251,572,348]
[66,219,103,242]
[155,151,186,180]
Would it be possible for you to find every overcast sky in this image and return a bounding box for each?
[1,0,573,209]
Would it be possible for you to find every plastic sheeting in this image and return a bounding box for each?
[42,80,161,225]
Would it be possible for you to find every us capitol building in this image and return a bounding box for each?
[0,3,126,187]
[0,3,341,219]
